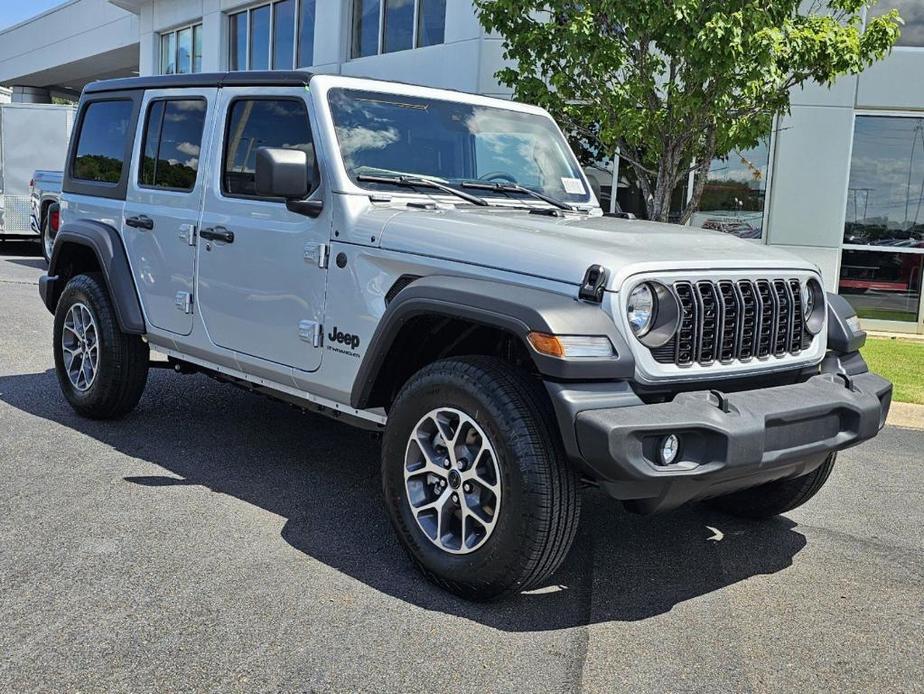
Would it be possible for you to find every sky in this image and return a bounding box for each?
[0,0,64,33]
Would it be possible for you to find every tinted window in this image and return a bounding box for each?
[140,99,207,191]
[298,0,316,66]
[250,4,271,70]
[273,0,295,69]
[223,99,314,197]
[417,0,445,47]
[352,0,380,58]
[229,12,247,71]
[73,100,134,183]
[840,250,923,322]
[383,0,413,53]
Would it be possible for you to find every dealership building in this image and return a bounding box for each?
[0,0,922,333]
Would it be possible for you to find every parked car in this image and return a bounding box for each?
[0,103,73,252]
[30,169,63,262]
[39,72,892,601]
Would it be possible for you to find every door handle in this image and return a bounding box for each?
[125,215,154,230]
[200,226,234,243]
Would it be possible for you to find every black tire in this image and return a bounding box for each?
[382,356,581,601]
[706,453,837,519]
[40,212,54,265]
[53,273,149,419]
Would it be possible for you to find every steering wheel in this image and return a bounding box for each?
[478,171,518,184]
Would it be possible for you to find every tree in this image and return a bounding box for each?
[475,0,902,223]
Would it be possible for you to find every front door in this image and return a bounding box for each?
[123,88,217,335]
[195,88,329,372]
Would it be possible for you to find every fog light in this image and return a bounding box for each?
[660,434,680,465]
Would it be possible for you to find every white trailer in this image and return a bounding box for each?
[0,103,74,237]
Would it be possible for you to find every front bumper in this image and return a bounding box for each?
[571,372,892,513]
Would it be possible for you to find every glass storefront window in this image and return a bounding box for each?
[870,0,924,47]
[229,12,247,70]
[161,24,202,75]
[383,0,414,53]
[839,250,923,322]
[417,0,446,47]
[249,4,271,70]
[298,0,316,67]
[351,0,447,58]
[272,0,295,69]
[689,141,770,240]
[845,116,924,247]
[161,32,177,74]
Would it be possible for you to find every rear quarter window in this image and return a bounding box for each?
[72,100,134,183]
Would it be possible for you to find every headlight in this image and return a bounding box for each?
[627,283,656,337]
[802,278,825,335]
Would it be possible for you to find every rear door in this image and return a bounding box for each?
[123,88,216,335]
[195,87,329,372]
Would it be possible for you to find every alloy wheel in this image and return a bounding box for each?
[62,302,100,392]
[404,407,502,554]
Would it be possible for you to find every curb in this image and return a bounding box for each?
[887,402,924,430]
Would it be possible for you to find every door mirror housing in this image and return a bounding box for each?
[255,147,317,199]
[255,147,323,217]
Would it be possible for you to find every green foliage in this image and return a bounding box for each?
[476,0,901,222]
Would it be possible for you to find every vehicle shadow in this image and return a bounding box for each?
[0,368,807,631]
[3,257,46,270]
[0,240,41,257]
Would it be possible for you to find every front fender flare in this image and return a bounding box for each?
[350,275,635,409]
[40,219,145,334]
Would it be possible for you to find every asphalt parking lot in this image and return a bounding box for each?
[1,241,922,693]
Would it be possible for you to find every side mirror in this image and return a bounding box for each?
[255,147,314,199]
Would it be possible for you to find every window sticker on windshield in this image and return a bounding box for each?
[561,177,585,194]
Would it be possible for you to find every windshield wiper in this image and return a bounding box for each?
[357,174,488,207]
[461,180,576,212]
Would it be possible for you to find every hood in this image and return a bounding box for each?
[378,207,815,290]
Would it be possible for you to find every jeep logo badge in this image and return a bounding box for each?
[328,326,360,350]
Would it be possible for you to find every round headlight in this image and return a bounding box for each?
[803,278,825,335]
[627,283,656,337]
[802,282,816,320]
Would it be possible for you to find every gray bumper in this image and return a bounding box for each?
[573,372,892,513]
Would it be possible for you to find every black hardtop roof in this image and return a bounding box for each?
[83,70,314,95]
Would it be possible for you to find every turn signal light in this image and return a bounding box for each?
[527,333,615,358]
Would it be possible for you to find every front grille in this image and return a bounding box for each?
[652,278,814,367]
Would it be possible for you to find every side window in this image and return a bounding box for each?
[73,100,134,183]
[222,98,315,198]
[139,99,207,191]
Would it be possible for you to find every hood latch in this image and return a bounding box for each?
[579,265,608,303]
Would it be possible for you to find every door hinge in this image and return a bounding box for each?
[175,291,193,314]
[298,320,322,347]
[179,223,197,246]
[304,242,329,269]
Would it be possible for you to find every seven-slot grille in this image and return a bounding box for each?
[651,278,814,367]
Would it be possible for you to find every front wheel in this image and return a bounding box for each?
[53,273,149,419]
[706,453,837,519]
[382,356,581,601]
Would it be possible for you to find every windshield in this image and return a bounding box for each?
[327,88,592,205]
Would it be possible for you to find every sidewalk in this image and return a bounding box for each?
[888,401,924,430]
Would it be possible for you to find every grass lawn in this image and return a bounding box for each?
[861,337,924,405]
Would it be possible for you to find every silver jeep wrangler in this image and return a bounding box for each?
[39,71,892,600]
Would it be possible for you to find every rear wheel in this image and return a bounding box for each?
[41,213,54,264]
[53,273,149,419]
[382,356,581,601]
[706,453,836,519]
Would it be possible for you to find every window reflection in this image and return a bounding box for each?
[298,0,316,66]
[417,0,446,47]
[383,0,414,53]
[870,0,924,47]
[249,4,271,70]
[353,0,381,58]
[273,0,295,69]
[229,12,247,71]
[690,141,770,240]
[845,116,924,247]
[839,250,923,322]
